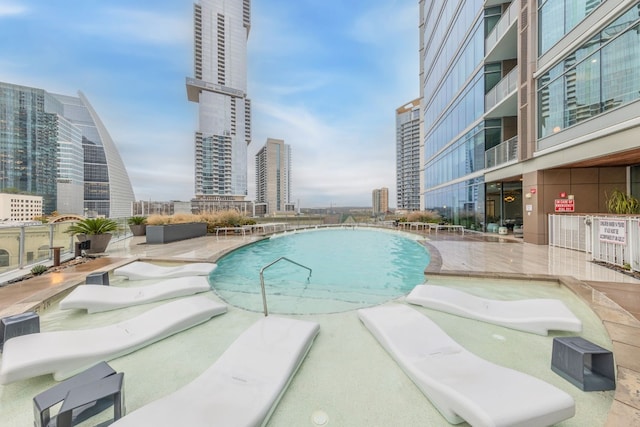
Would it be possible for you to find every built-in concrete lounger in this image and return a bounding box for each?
[111,316,320,427]
[359,304,575,426]
[113,261,217,280]
[406,284,582,335]
[0,296,226,384]
[59,276,212,313]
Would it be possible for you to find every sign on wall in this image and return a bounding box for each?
[554,199,575,212]
[598,219,626,245]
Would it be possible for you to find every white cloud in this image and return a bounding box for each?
[0,2,27,17]
[75,7,191,46]
[249,97,396,207]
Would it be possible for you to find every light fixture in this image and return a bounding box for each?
[504,195,516,203]
[553,126,561,133]
[525,192,532,199]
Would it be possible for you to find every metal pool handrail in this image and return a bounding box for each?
[259,257,312,317]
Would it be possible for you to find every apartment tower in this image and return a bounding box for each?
[419,1,640,243]
[255,138,293,215]
[396,98,421,212]
[187,0,252,212]
[372,187,389,216]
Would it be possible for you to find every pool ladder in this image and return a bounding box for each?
[259,257,312,316]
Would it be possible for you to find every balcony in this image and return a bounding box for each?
[485,136,519,169]
[485,1,518,63]
[485,66,518,117]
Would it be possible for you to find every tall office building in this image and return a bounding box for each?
[0,83,58,213]
[187,0,252,211]
[372,187,389,216]
[419,1,640,244]
[0,81,135,217]
[53,92,135,218]
[396,98,421,212]
[255,138,293,215]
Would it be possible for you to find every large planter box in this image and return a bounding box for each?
[146,223,207,244]
[77,233,113,254]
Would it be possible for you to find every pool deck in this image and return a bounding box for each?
[1,230,639,426]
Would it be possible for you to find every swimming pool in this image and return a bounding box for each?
[210,227,431,314]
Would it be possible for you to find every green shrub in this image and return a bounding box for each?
[30,265,48,275]
[606,189,640,214]
[65,218,119,235]
[128,216,147,225]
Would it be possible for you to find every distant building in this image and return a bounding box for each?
[0,81,135,217]
[372,187,389,216]
[132,200,193,216]
[0,193,43,222]
[187,0,252,207]
[53,92,135,218]
[396,98,421,211]
[255,138,294,215]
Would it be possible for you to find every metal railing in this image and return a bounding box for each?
[485,0,519,54]
[259,257,312,316]
[485,66,518,112]
[485,135,519,169]
[0,218,134,276]
[549,214,640,272]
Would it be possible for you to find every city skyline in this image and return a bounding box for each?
[0,0,418,208]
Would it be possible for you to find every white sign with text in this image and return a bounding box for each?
[598,219,626,245]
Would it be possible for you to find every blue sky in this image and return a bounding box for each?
[0,0,419,208]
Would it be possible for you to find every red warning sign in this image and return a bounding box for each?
[554,199,574,213]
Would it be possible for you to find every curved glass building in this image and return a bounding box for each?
[53,92,135,218]
[0,81,134,217]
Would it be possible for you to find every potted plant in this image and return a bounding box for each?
[66,217,119,254]
[128,216,147,236]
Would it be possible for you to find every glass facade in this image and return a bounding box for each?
[55,115,84,214]
[0,83,58,213]
[538,0,603,55]
[538,5,640,138]
[632,165,640,199]
[53,93,135,217]
[422,0,485,230]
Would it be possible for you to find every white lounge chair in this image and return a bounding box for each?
[358,304,575,426]
[59,276,212,313]
[113,261,217,280]
[0,296,226,385]
[406,284,582,335]
[111,316,320,427]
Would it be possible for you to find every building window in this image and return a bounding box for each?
[538,0,603,55]
[537,6,640,138]
[0,250,9,267]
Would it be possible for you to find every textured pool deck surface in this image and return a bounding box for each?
[1,230,639,426]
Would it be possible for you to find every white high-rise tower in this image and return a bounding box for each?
[187,0,252,209]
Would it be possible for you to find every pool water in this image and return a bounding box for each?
[210,228,431,314]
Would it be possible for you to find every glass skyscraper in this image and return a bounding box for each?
[419,1,640,243]
[187,0,252,204]
[53,92,135,218]
[0,81,134,217]
[0,83,58,213]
